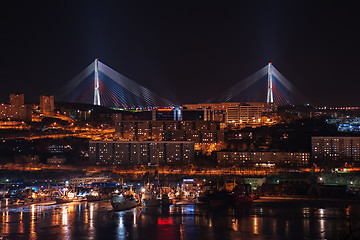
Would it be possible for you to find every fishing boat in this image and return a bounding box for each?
[86,190,109,202]
[198,181,254,207]
[55,191,77,204]
[142,190,161,207]
[231,184,254,205]
[111,193,138,211]
[161,194,173,206]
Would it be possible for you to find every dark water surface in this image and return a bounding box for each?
[1,200,360,240]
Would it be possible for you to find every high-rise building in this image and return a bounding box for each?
[114,120,224,143]
[89,141,194,165]
[40,95,54,116]
[9,94,24,106]
[0,94,32,121]
[217,151,309,166]
[239,103,263,124]
[312,136,360,161]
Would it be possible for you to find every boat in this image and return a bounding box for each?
[231,184,254,205]
[142,190,161,207]
[86,190,109,202]
[55,196,73,204]
[55,189,77,204]
[161,194,172,206]
[207,190,232,207]
[111,193,138,211]
[197,181,254,207]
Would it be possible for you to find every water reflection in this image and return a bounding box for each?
[30,204,36,240]
[19,211,24,234]
[252,216,259,234]
[116,211,126,239]
[0,201,359,239]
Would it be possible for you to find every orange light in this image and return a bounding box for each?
[157,109,172,111]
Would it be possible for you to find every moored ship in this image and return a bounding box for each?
[55,189,77,204]
[86,190,109,202]
[111,193,138,211]
[142,190,161,207]
[232,184,255,205]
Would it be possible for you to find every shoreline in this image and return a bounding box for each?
[254,196,360,203]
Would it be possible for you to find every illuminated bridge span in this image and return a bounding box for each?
[208,63,307,105]
[56,59,173,109]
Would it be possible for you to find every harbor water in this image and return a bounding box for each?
[1,200,360,239]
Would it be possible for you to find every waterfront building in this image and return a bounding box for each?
[40,95,54,116]
[312,136,360,161]
[89,140,194,165]
[242,177,267,190]
[69,175,113,185]
[217,151,309,166]
[182,102,274,126]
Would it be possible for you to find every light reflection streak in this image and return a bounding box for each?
[19,211,24,234]
[303,218,310,236]
[272,218,277,234]
[78,204,82,221]
[318,208,325,239]
[87,203,95,239]
[285,220,289,237]
[53,207,60,226]
[253,216,259,234]
[180,223,185,240]
[117,212,126,239]
[62,207,68,225]
[89,203,94,229]
[62,207,70,239]
[84,203,89,225]
[30,204,36,240]
[2,211,9,235]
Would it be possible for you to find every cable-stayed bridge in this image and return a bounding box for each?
[56,60,306,109]
[56,59,174,109]
[208,63,307,105]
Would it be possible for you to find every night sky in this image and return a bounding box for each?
[1,1,360,106]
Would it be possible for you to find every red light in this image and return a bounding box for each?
[158,218,173,225]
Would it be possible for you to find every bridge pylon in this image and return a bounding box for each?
[266,62,274,103]
[93,58,101,106]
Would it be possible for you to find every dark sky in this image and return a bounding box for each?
[1,1,360,106]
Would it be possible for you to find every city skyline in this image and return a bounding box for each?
[2,2,360,239]
[1,1,360,106]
